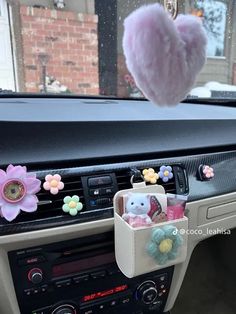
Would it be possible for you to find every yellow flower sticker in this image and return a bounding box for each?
[142,168,159,184]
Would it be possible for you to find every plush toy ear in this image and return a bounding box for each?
[122,193,132,214]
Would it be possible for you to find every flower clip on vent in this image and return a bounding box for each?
[0,165,41,222]
[123,3,207,106]
[43,174,64,195]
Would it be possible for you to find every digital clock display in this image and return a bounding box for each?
[82,284,128,302]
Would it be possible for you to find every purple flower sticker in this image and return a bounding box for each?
[158,166,173,183]
[0,165,41,222]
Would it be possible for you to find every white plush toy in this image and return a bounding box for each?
[122,193,152,228]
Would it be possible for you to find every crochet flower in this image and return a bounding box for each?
[147,225,183,265]
[0,165,41,222]
[142,168,159,184]
[43,174,64,195]
[202,165,214,179]
[158,166,173,183]
[62,195,83,216]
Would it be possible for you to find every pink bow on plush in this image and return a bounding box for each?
[123,4,207,106]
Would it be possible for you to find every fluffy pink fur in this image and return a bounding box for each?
[123,4,207,106]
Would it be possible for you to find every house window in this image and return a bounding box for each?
[191,0,227,57]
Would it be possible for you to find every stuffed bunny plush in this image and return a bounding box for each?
[122,193,152,228]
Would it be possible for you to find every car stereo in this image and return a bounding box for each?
[8,232,174,314]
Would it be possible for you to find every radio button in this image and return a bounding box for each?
[96,303,107,311]
[110,299,118,307]
[24,288,33,296]
[155,273,168,283]
[120,295,131,305]
[149,300,163,311]
[73,274,89,284]
[40,285,48,293]
[33,288,40,294]
[18,255,45,266]
[55,279,71,288]
[91,270,106,279]
[80,309,94,314]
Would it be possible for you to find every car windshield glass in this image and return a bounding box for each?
[0,0,235,100]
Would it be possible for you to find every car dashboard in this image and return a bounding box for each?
[1,97,236,314]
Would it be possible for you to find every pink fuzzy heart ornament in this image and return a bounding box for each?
[123,4,207,106]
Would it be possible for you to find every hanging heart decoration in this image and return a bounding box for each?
[123,3,207,106]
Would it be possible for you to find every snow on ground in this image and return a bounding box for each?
[190,81,236,98]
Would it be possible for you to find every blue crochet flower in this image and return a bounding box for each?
[158,165,173,183]
[147,225,183,265]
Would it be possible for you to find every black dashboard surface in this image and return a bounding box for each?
[0,97,236,165]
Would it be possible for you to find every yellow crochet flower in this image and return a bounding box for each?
[142,168,159,184]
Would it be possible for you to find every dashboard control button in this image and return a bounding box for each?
[28,268,43,284]
[91,270,106,279]
[110,299,118,307]
[55,279,71,288]
[88,176,112,187]
[120,295,131,305]
[96,303,107,311]
[155,273,168,284]
[136,281,158,305]
[149,300,163,311]
[32,307,49,314]
[101,187,114,195]
[41,285,48,293]
[24,288,32,296]
[18,255,45,266]
[73,274,89,284]
[143,287,158,304]
[89,200,96,206]
[95,198,111,206]
[52,304,76,314]
[89,189,101,197]
[80,309,94,314]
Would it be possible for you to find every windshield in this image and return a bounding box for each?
[0,0,234,100]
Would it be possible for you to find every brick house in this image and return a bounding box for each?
[1,0,99,95]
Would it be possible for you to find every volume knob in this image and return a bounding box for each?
[136,280,158,305]
[52,304,76,314]
[28,268,43,284]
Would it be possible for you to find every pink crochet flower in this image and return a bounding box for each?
[0,165,41,222]
[43,174,64,195]
[203,165,214,179]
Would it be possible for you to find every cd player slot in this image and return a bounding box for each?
[52,252,115,278]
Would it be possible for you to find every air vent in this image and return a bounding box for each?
[0,164,188,235]
[0,175,85,226]
[116,165,188,195]
[0,172,113,235]
[34,175,85,220]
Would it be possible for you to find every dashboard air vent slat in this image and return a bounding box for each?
[115,168,177,194]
